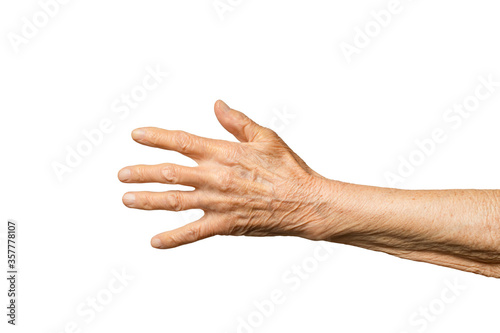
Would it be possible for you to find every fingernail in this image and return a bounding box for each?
[122,193,136,206]
[151,237,163,248]
[218,100,230,112]
[118,168,131,181]
[132,129,145,140]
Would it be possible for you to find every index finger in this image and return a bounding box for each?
[131,127,219,160]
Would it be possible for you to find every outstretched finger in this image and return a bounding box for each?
[150,215,219,249]
[131,127,219,160]
[118,163,205,187]
[122,190,205,211]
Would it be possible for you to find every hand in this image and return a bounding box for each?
[118,100,335,249]
[118,100,500,277]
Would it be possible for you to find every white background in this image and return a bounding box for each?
[1,0,500,332]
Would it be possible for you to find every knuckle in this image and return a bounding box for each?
[142,193,154,210]
[227,144,244,161]
[241,121,255,139]
[167,192,183,211]
[215,143,241,164]
[175,131,192,152]
[214,200,232,212]
[215,170,233,192]
[133,166,145,182]
[207,196,230,212]
[166,233,181,246]
[148,131,162,145]
[262,126,278,137]
[162,165,177,183]
[184,226,200,240]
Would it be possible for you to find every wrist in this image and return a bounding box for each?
[310,178,395,243]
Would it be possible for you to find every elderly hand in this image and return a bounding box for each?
[119,100,500,277]
[118,100,336,249]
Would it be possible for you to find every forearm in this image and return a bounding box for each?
[318,180,500,277]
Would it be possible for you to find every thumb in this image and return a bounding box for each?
[214,100,273,142]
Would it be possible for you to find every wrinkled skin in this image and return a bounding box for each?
[119,100,500,278]
[118,100,335,249]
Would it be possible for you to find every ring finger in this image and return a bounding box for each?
[122,190,205,211]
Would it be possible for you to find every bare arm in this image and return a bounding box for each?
[119,100,500,278]
[319,183,500,277]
